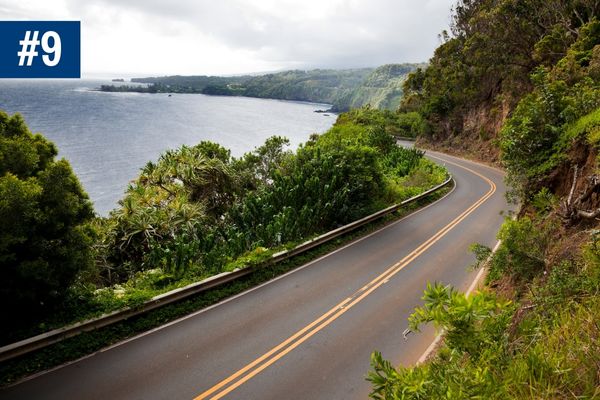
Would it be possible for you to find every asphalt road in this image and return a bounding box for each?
[1,147,513,400]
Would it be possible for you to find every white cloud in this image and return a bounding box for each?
[0,0,454,76]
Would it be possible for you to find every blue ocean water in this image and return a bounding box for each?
[0,79,335,215]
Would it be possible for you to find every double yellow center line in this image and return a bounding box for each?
[196,157,496,399]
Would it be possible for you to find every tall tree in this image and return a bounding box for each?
[0,111,94,322]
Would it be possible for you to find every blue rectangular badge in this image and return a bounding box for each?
[0,21,80,78]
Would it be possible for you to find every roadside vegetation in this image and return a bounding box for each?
[0,190,450,386]
[368,1,600,398]
[0,107,447,350]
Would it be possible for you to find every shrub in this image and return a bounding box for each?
[368,284,513,399]
[485,217,554,283]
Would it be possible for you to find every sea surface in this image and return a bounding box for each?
[0,79,335,215]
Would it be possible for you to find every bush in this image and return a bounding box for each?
[95,109,445,283]
[485,216,554,283]
[396,112,428,138]
[368,284,513,399]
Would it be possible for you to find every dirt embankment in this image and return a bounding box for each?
[416,97,513,166]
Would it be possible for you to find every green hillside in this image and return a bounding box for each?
[100,64,422,112]
[334,64,416,110]
[368,1,600,399]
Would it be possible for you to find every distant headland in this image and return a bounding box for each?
[99,63,424,112]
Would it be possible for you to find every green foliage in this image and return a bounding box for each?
[370,297,600,399]
[229,142,384,248]
[507,239,600,398]
[194,140,232,162]
[369,285,513,399]
[367,5,600,400]
[0,111,94,324]
[530,187,556,215]
[0,115,57,181]
[399,0,600,179]
[500,60,600,196]
[320,110,442,199]
[92,109,446,287]
[233,135,292,187]
[336,106,429,138]
[369,210,600,399]
[145,232,202,278]
[100,64,423,112]
[141,144,236,214]
[223,246,273,272]
[402,0,552,124]
[507,298,600,399]
[486,216,553,283]
[334,64,421,111]
[469,242,492,268]
[95,144,220,282]
[552,19,600,83]
[368,239,600,399]
[368,351,433,400]
[493,19,600,197]
[395,112,428,138]
[566,106,600,145]
[533,24,575,66]
[408,283,511,357]
[401,38,470,122]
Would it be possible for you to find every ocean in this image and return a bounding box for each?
[0,79,335,215]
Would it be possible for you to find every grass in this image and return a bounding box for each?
[507,297,600,398]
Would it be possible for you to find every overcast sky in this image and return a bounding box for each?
[1,0,455,77]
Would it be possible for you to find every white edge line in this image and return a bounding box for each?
[416,185,518,367]
[416,238,503,365]
[8,177,458,387]
[465,239,502,296]
[405,142,508,365]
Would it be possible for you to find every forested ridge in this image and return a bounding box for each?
[100,63,422,112]
[368,0,600,398]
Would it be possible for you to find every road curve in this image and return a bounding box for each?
[0,147,514,400]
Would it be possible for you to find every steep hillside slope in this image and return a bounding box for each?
[333,64,424,110]
[400,2,599,164]
[369,1,600,398]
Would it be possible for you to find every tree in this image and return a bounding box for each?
[234,136,293,187]
[0,111,94,322]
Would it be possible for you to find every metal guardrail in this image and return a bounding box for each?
[0,175,453,363]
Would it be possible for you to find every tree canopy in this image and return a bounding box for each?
[0,112,94,322]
